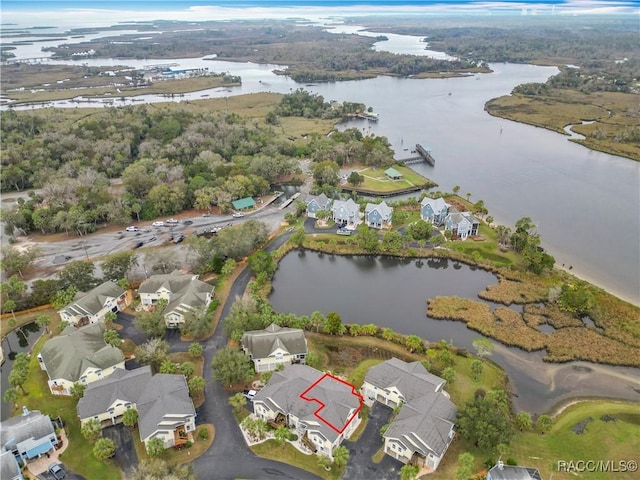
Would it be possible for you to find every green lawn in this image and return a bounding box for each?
[13,335,122,480]
[448,224,518,267]
[509,401,640,480]
[352,165,434,193]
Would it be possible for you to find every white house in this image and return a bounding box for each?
[253,365,363,460]
[445,208,479,240]
[241,323,307,372]
[361,358,456,472]
[38,323,125,395]
[77,366,196,450]
[138,272,214,328]
[58,281,128,326]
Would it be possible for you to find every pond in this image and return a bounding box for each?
[269,251,640,413]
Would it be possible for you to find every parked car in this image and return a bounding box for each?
[173,234,185,244]
[49,463,65,479]
[125,226,138,232]
[166,218,179,224]
[133,241,144,249]
[243,389,257,400]
[183,220,193,226]
[337,227,351,236]
[152,221,164,227]
[232,212,245,218]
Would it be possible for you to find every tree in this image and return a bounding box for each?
[248,251,277,280]
[557,283,595,315]
[332,445,350,468]
[323,312,346,335]
[135,338,169,373]
[135,299,167,338]
[180,306,211,339]
[8,368,27,395]
[347,171,364,186]
[318,455,333,471]
[188,376,206,396]
[400,464,420,480]
[405,335,423,353]
[472,338,494,357]
[35,314,51,334]
[211,347,254,386]
[129,458,196,480]
[229,392,248,413]
[536,414,554,434]
[3,388,20,408]
[486,215,494,226]
[0,246,40,279]
[71,382,87,399]
[57,260,98,291]
[310,160,340,186]
[180,361,195,378]
[515,411,533,431]
[188,342,203,357]
[93,438,115,461]
[405,219,433,241]
[122,408,139,428]
[274,425,290,449]
[103,329,121,348]
[453,185,461,195]
[442,367,456,385]
[456,452,475,480]
[456,394,513,450]
[471,360,484,381]
[159,360,177,374]
[52,285,77,309]
[146,437,165,457]
[81,418,102,441]
[356,224,379,252]
[101,251,137,282]
[382,230,403,253]
[221,258,236,277]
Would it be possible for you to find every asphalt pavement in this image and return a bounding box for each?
[102,423,138,474]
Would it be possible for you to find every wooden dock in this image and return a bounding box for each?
[398,144,436,166]
[279,192,301,210]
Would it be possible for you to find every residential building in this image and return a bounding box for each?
[77,366,196,450]
[138,272,214,328]
[58,281,128,326]
[241,323,307,372]
[445,208,479,240]
[361,358,456,472]
[332,198,361,228]
[38,323,125,395]
[0,451,23,480]
[487,462,542,480]
[420,197,450,226]
[0,408,58,467]
[384,167,403,180]
[253,365,363,459]
[305,194,332,218]
[365,201,393,229]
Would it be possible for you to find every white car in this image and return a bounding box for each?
[166,218,179,224]
[232,213,245,218]
[125,226,138,232]
[151,221,164,227]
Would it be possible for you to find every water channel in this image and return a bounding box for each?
[269,251,640,413]
[4,22,638,304]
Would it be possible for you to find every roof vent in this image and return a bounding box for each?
[498,460,504,470]
[22,406,29,416]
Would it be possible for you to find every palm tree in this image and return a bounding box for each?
[123,408,139,428]
[274,425,289,449]
[3,388,20,408]
[332,445,350,468]
[35,314,51,334]
[229,392,247,413]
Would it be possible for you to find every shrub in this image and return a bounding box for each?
[198,427,209,440]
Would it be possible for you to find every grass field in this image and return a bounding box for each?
[509,401,640,480]
[348,165,435,193]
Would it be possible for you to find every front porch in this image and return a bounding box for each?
[173,425,193,447]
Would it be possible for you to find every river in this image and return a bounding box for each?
[3,21,638,304]
[269,251,640,413]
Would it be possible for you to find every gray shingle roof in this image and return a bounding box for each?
[367,359,456,458]
[364,358,445,403]
[0,410,55,452]
[421,197,449,212]
[137,374,196,442]
[365,201,393,220]
[139,273,213,316]
[39,323,124,382]
[305,193,332,209]
[254,365,361,443]
[59,281,124,318]
[241,323,307,359]
[77,366,152,419]
[0,451,20,480]
[488,465,542,480]
[332,198,359,219]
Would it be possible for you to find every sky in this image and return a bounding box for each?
[2,0,638,29]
